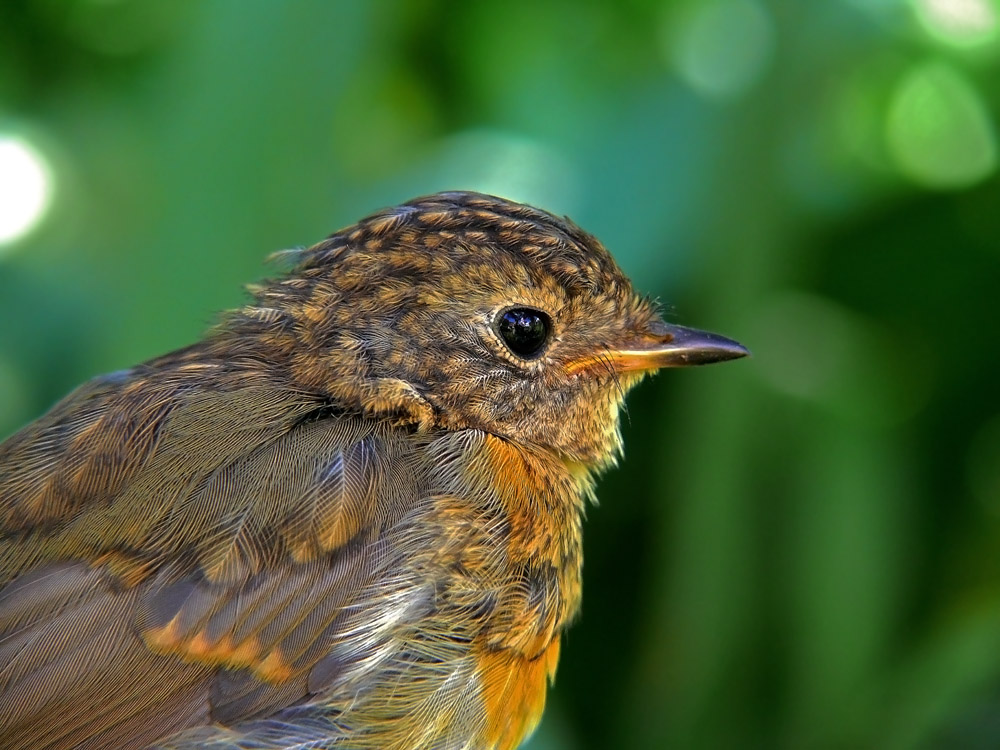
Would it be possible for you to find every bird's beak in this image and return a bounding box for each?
[566,322,749,375]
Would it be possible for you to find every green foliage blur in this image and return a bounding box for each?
[3,1,1000,748]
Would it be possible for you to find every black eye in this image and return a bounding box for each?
[496,307,551,360]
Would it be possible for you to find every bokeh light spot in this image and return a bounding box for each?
[886,61,997,189]
[747,291,931,428]
[0,135,54,247]
[418,130,579,216]
[666,0,774,101]
[749,292,858,402]
[913,0,999,48]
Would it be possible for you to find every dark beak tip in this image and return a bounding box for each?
[688,342,750,366]
[721,341,752,360]
[660,324,749,367]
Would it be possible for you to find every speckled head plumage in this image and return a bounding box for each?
[220,191,746,468]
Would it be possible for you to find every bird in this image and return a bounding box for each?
[0,191,747,750]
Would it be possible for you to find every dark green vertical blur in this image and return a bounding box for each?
[3,1,1000,748]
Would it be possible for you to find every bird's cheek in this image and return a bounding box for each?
[525,387,624,467]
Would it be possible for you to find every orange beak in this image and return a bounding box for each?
[566,322,749,375]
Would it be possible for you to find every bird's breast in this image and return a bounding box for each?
[412,430,587,748]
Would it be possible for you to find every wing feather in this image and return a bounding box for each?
[0,369,426,750]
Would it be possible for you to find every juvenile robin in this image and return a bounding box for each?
[0,191,746,750]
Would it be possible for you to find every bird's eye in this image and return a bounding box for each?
[496,307,551,360]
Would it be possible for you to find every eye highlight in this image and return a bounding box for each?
[496,307,551,360]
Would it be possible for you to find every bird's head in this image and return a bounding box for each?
[226,192,747,469]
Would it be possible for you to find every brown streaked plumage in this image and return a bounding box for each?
[0,191,747,750]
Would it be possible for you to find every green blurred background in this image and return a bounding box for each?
[3,0,1000,748]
